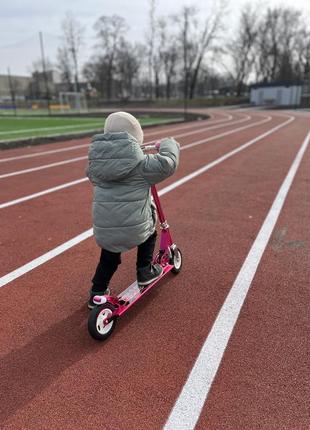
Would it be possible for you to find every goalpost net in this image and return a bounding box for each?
[58,92,88,113]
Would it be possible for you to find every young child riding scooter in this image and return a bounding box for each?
[86,111,180,309]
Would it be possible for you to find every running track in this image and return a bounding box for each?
[0,108,309,429]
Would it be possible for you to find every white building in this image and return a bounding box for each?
[0,74,31,101]
[250,81,303,106]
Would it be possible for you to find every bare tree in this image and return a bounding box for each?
[94,15,128,100]
[228,4,258,95]
[153,55,161,98]
[176,1,226,100]
[60,12,84,92]
[29,58,54,98]
[57,46,73,90]
[295,27,310,81]
[189,0,227,99]
[176,6,195,103]
[116,40,141,99]
[83,58,109,97]
[157,17,179,99]
[146,0,157,99]
[254,6,303,82]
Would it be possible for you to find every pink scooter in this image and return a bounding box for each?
[88,144,182,341]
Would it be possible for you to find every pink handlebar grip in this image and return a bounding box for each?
[143,145,156,151]
[154,140,161,150]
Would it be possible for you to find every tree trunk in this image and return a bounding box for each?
[107,69,112,100]
[166,77,171,99]
[155,70,160,98]
[236,81,243,97]
[189,55,203,99]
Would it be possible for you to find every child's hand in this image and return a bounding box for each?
[155,140,162,150]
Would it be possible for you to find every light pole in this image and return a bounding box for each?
[39,31,51,115]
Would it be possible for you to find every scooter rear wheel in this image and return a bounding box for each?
[88,303,116,341]
[171,247,182,274]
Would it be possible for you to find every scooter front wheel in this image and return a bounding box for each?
[88,303,116,341]
[171,247,182,274]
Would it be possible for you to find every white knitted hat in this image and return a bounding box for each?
[104,111,144,145]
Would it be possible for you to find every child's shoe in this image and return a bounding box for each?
[88,288,110,310]
[137,264,163,287]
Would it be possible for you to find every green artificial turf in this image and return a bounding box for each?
[0,116,182,142]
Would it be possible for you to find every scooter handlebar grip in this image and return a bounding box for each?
[142,145,156,151]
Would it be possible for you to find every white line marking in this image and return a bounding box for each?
[0,178,88,209]
[0,116,231,163]
[0,122,105,135]
[0,114,236,164]
[155,115,293,195]
[0,143,91,163]
[181,116,271,151]
[0,115,294,288]
[173,115,250,140]
[163,128,309,430]
[0,119,194,144]
[0,230,94,289]
[0,128,104,144]
[0,117,187,139]
[0,116,100,122]
[1,115,271,207]
[0,156,88,179]
[0,114,255,179]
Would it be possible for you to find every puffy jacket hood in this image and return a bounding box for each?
[104,111,144,145]
[87,132,145,183]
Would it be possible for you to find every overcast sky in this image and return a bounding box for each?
[1,0,310,76]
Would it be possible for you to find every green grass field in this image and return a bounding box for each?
[0,116,182,142]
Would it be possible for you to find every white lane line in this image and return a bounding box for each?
[0,116,102,122]
[0,122,104,136]
[1,115,271,208]
[156,115,293,195]
[0,114,258,179]
[173,114,250,139]
[0,128,105,144]
[0,229,94,289]
[0,143,91,163]
[181,115,271,151]
[145,113,233,136]
[0,119,189,144]
[0,115,232,163]
[0,115,294,288]
[0,156,88,179]
[0,117,189,140]
[164,128,309,430]
[0,116,249,179]
[0,113,236,164]
[0,178,88,209]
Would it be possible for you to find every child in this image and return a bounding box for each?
[86,111,180,309]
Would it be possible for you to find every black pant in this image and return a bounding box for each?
[92,231,157,293]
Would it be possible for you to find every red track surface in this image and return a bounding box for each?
[0,108,309,429]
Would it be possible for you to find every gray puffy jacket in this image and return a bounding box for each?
[86,132,180,252]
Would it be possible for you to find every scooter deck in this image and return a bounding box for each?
[116,265,173,315]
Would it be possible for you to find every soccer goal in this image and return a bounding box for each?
[59,92,88,113]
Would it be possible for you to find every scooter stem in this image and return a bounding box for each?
[151,185,173,252]
[151,185,165,224]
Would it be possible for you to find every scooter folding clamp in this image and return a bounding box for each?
[160,220,169,230]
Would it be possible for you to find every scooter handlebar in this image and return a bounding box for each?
[142,145,156,151]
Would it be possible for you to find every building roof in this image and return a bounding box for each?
[251,80,304,89]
